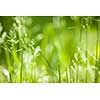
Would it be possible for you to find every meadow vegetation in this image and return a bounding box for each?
[0,16,100,83]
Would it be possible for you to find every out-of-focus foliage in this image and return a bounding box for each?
[0,16,100,83]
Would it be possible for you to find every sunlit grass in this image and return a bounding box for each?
[0,16,100,83]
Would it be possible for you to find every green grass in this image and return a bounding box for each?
[0,16,100,83]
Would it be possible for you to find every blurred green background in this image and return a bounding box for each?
[0,16,100,83]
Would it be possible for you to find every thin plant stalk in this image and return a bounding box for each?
[85,24,88,83]
[5,48,12,82]
[20,52,23,83]
[58,63,61,83]
[76,65,79,82]
[40,50,58,81]
[69,65,71,83]
[19,37,23,83]
[66,67,68,82]
[95,19,99,82]
[76,17,83,83]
